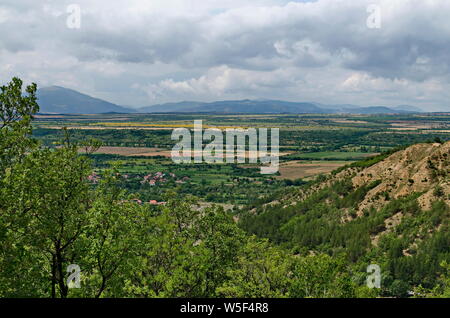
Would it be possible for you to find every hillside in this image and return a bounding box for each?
[141,100,419,114]
[141,99,326,114]
[342,106,414,114]
[239,141,449,295]
[37,86,135,114]
[352,142,449,212]
[139,101,207,113]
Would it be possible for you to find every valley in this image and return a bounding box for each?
[1,79,449,298]
[32,112,449,207]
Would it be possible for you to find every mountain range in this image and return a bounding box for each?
[37,86,134,114]
[37,86,425,115]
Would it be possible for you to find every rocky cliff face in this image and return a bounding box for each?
[352,142,449,214]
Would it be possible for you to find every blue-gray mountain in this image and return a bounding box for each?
[37,86,424,114]
[37,86,136,114]
[140,100,326,114]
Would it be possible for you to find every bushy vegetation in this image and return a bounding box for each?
[239,177,450,297]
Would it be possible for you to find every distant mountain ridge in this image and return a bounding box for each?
[141,100,326,114]
[37,86,425,114]
[140,100,422,114]
[37,86,136,114]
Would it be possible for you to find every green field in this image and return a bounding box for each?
[32,113,450,206]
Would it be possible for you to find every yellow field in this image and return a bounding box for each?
[81,146,173,157]
[275,160,350,180]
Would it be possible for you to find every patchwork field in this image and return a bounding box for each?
[276,160,350,180]
[32,112,450,205]
[86,146,173,157]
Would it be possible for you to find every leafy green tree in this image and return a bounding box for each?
[1,143,93,297]
[0,77,39,175]
[122,203,208,297]
[73,168,148,298]
[389,279,410,298]
[196,206,246,296]
[217,237,292,298]
[413,262,450,298]
[289,254,356,298]
[0,78,40,296]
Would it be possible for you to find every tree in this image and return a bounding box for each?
[389,279,410,298]
[289,254,356,298]
[196,206,246,296]
[217,237,292,298]
[1,142,94,297]
[0,78,41,296]
[122,195,209,298]
[413,262,450,298]
[0,77,38,176]
[74,168,148,298]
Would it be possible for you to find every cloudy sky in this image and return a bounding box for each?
[1,0,449,111]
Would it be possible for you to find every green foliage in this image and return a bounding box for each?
[217,237,292,298]
[0,77,39,175]
[239,176,449,296]
[289,254,356,298]
[413,262,450,298]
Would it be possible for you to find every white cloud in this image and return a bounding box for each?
[0,0,449,110]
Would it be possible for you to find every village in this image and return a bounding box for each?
[87,170,191,206]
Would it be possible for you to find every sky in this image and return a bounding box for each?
[1,0,449,111]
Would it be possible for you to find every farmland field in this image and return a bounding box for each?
[86,146,173,157]
[31,112,450,206]
[276,160,350,180]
